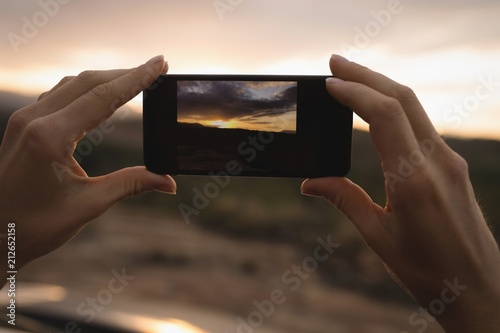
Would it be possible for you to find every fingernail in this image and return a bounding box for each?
[331,54,349,63]
[158,187,176,195]
[326,77,344,85]
[158,175,177,195]
[301,190,323,198]
[146,55,164,67]
[300,179,322,197]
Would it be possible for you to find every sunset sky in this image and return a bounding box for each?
[1,1,499,139]
[177,80,297,133]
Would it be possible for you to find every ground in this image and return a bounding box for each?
[18,204,445,333]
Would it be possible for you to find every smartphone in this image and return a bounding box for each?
[143,75,352,178]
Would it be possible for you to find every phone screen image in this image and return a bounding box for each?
[176,80,298,173]
[143,75,352,178]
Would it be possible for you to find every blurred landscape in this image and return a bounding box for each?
[1,90,499,332]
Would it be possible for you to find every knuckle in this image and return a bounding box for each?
[122,173,146,198]
[38,76,77,101]
[89,83,113,101]
[6,110,31,131]
[23,118,50,148]
[390,150,471,208]
[54,76,75,88]
[57,75,75,86]
[77,70,98,82]
[394,84,418,102]
[377,97,404,120]
[37,91,49,101]
[129,181,144,198]
[443,151,469,180]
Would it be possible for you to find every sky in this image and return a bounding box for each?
[1,0,499,139]
[177,80,297,133]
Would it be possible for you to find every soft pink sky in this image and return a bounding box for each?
[1,0,499,139]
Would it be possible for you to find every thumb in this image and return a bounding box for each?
[92,166,176,206]
[301,177,386,245]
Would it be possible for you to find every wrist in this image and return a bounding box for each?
[436,276,500,332]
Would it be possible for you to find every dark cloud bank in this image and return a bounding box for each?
[177,81,297,123]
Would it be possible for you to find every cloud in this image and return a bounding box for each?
[1,0,499,138]
[177,81,297,122]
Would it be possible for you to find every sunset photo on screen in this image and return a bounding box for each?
[177,80,297,134]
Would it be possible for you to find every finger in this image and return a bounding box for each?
[301,177,389,250]
[54,55,166,138]
[36,70,130,113]
[89,166,176,208]
[36,61,167,117]
[38,76,76,102]
[326,77,420,168]
[330,55,442,143]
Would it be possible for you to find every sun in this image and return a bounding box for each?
[206,119,233,128]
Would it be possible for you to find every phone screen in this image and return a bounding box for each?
[144,75,352,178]
[177,80,298,173]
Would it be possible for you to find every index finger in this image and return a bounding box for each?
[36,69,131,112]
[53,55,166,139]
[330,55,443,144]
[326,77,420,170]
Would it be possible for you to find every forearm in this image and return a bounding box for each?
[437,285,500,332]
